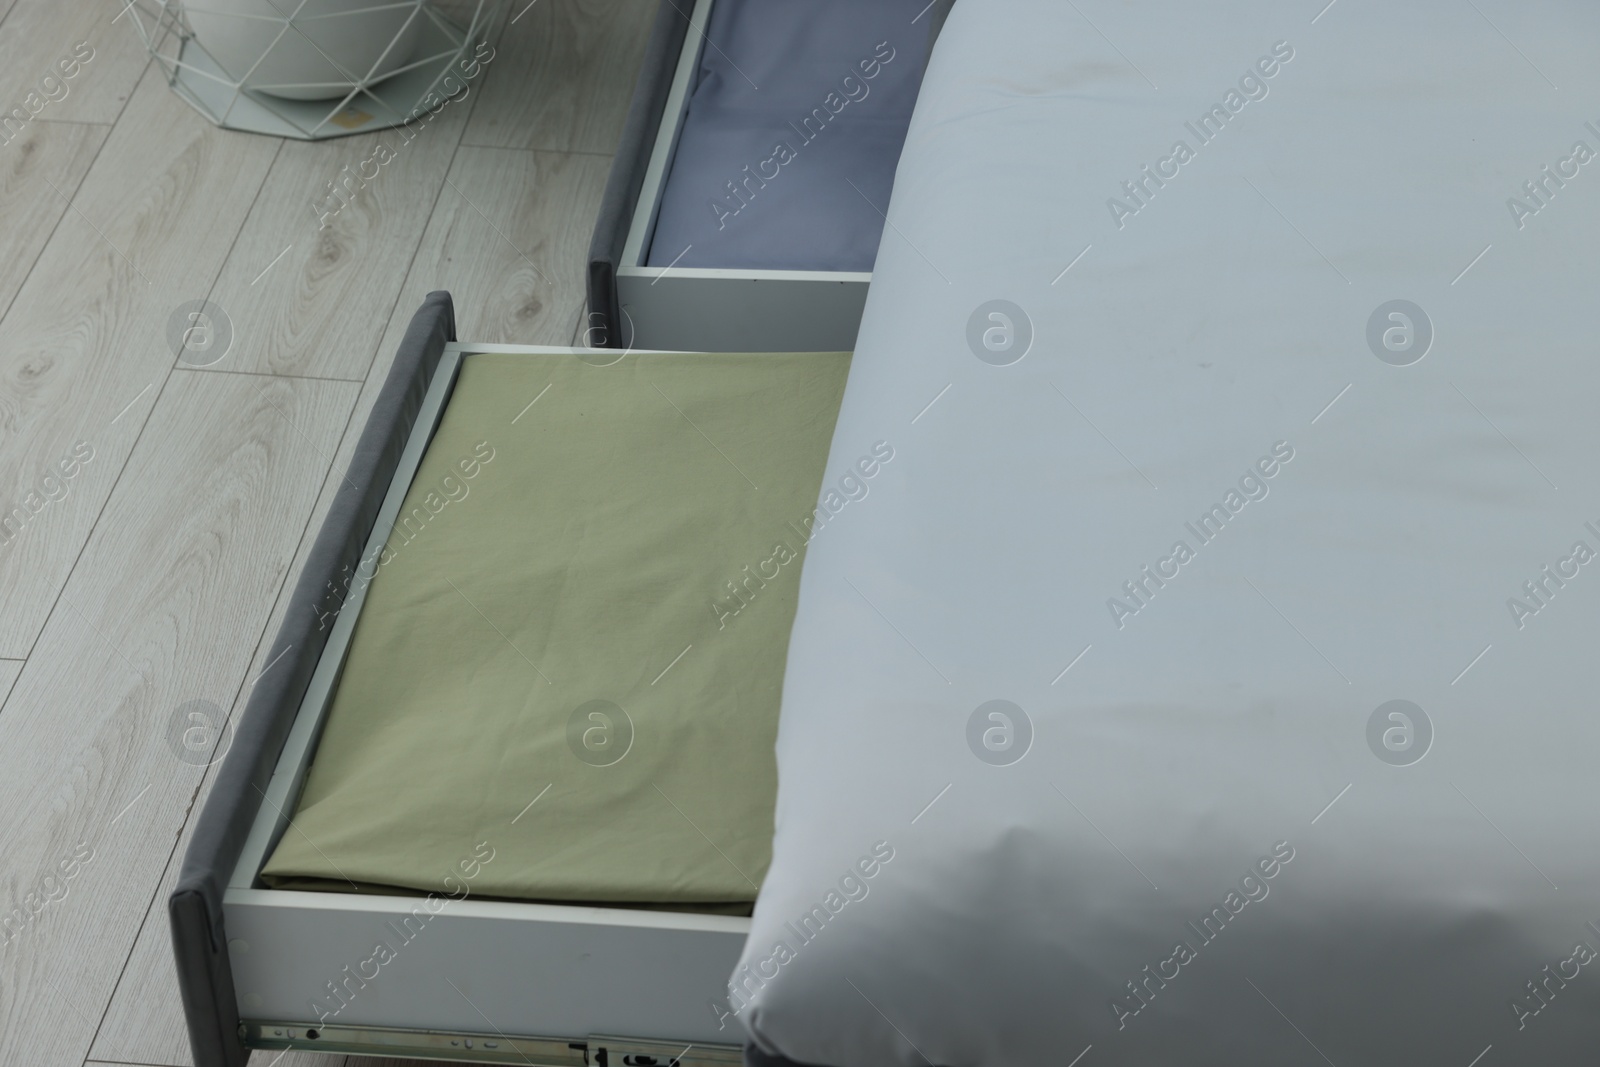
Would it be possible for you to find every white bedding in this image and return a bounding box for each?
[729,1,1600,1064]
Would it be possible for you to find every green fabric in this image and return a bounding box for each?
[262,351,850,906]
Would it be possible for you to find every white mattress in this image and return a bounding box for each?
[730,1,1600,1064]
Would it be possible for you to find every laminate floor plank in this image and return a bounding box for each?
[0,657,20,708]
[192,85,477,382]
[87,713,279,1067]
[91,334,399,1067]
[373,146,609,357]
[0,370,356,1067]
[0,119,106,323]
[0,65,280,658]
[460,0,656,155]
[0,0,150,127]
[432,0,513,38]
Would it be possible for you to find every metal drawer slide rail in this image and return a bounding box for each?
[243,1019,742,1067]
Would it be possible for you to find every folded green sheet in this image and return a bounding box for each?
[261,351,850,908]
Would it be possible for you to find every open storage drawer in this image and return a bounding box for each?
[586,0,946,354]
[171,293,831,1067]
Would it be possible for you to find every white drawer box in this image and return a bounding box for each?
[587,0,939,354]
[189,337,778,1066]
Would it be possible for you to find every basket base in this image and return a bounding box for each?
[156,5,481,141]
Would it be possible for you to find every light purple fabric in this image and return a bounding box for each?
[645,0,930,272]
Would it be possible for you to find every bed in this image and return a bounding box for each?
[729,1,1600,1065]
[175,1,1600,1064]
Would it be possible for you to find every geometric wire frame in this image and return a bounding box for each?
[124,0,506,140]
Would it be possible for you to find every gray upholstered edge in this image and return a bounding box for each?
[585,0,692,349]
[169,291,457,1067]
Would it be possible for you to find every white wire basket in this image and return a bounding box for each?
[124,0,507,140]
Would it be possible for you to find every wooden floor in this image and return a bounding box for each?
[0,1,657,1065]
